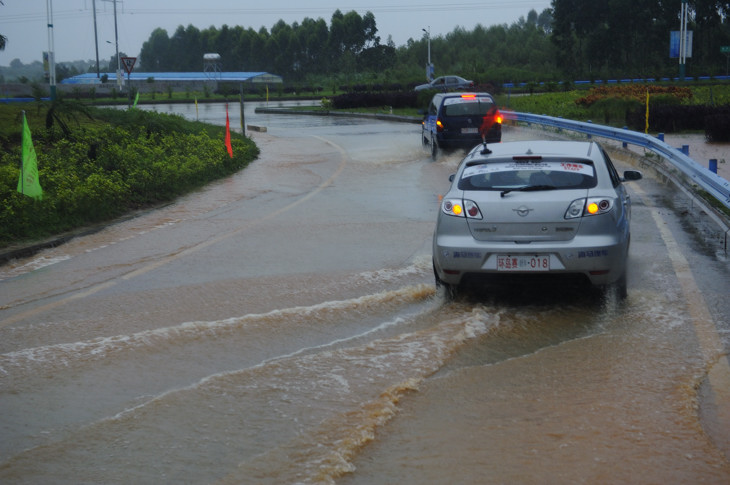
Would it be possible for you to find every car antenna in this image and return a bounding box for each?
[480,141,492,155]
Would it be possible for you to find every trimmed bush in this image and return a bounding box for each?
[331,92,419,110]
[705,107,730,142]
[0,104,259,247]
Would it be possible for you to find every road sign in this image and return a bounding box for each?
[722,46,730,54]
[121,57,136,75]
[669,31,693,58]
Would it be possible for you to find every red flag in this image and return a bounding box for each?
[225,104,233,158]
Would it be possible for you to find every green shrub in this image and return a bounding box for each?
[0,104,259,247]
[705,108,730,142]
[588,97,642,125]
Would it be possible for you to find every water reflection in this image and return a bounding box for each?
[133,100,375,135]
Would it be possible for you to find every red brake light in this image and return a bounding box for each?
[461,94,476,99]
[495,109,503,124]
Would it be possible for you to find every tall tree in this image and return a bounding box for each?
[139,28,171,71]
[551,0,730,77]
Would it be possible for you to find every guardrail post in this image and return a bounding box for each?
[622,127,628,148]
[681,145,689,155]
[658,133,664,141]
[710,159,718,174]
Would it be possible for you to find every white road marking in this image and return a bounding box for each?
[634,183,730,447]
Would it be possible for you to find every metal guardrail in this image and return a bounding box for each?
[502,75,730,88]
[505,111,730,211]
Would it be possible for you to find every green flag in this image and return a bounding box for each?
[17,112,43,200]
[133,91,140,108]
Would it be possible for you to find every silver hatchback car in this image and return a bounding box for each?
[432,140,642,298]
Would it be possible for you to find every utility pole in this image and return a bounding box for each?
[46,0,56,100]
[679,0,688,81]
[93,0,100,77]
[114,0,121,89]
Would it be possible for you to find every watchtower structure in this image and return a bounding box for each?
[203,53,222,81]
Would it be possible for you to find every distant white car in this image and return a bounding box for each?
[414,75,474,91]
[433,140,643,298]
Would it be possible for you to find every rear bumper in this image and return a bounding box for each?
[433,234,628,287]
[435,126,501,150]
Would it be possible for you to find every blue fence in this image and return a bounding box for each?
[503,76,730,88]
[506,111,730,211]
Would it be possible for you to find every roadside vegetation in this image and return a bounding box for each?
[497,83,730,141]
[0,101,258,249]
[4,3,730,92]
[313,82,730,141]
[2,3,729,249]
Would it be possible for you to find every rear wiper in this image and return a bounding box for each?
[500,185,557,197]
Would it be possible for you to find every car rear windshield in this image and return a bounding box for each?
[458,159,597,191]
[442,96,495,117]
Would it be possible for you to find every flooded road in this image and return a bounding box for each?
[1,102,729,484]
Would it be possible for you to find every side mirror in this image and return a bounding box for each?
[449,174,455,182]
[622,170,643,182]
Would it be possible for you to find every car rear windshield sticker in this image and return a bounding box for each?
[462,161,593,179]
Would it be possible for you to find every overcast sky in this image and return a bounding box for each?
[1,0,551,67]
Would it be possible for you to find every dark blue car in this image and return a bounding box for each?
[422,92,502,159]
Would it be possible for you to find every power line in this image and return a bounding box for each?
[1,2,550,24]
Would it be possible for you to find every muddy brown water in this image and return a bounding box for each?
[1,105,728,483]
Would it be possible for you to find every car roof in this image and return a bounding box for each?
[433,92,494,101]
[463,140,601,164]
[434,75,467,80]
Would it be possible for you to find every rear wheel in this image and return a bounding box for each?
[433,260,458,299]
[601,270,627,301]
[430,135,439,160]
[614,270,628,300]
[615,237,630,300]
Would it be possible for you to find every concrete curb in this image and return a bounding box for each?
[254,107,422,124]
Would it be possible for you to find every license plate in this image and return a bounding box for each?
[497,255,550,272]
[461,127,478,134]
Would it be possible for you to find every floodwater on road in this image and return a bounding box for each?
[1,103,729,484]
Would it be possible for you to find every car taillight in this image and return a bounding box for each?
[481,109,502,132]
[436,118,444,132]
[465,200,481,217]
[565,198,614,219]
[442,199,482,219]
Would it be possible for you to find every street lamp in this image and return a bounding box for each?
[422,27,433,81]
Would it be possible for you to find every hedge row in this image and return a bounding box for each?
[331,91,420,110]
[626,104,730,141]
[704,108,730,142]
[0,107,259,247]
